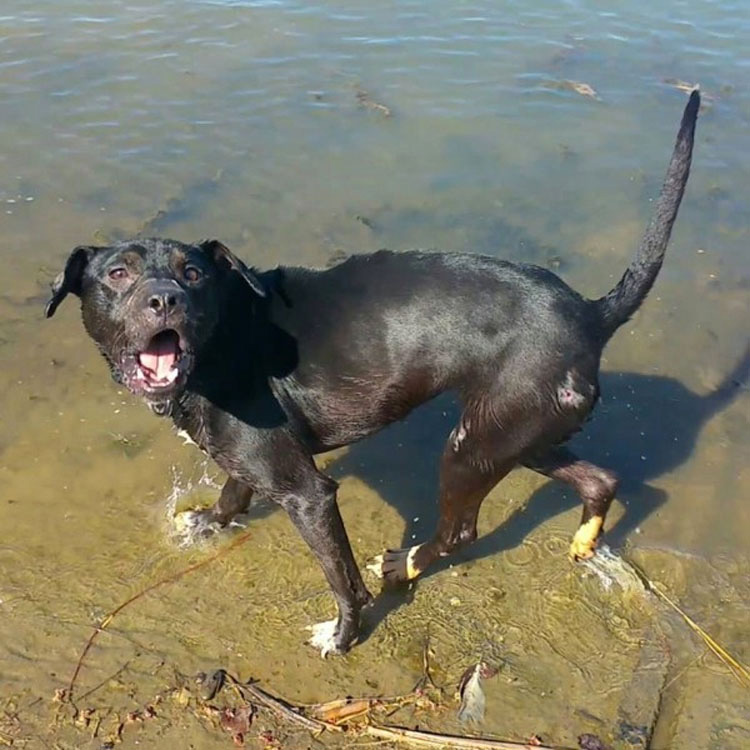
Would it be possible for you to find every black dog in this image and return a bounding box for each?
[46,92,699,656]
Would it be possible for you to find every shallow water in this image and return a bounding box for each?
[1,1,749,748]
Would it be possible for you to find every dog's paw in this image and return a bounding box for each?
[366,544,424,583]
[172,509,221,546]
[569,537,597,561]
[569,517,604,561]
[305,619,343,658]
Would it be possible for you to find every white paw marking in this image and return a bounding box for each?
[366,554,385,578]
[367,544,424,581]
[305,619,339,658]
[171,509,220,548]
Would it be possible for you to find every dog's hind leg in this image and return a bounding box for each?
[369,403,532,584]
[523,446,619,560]
[369,363,601,582]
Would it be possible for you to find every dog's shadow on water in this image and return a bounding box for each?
[234,349,749,635]
[324,347,750,636]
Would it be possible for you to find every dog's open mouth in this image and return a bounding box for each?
[135,329,183,389]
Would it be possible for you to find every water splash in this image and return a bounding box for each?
[163,460,223,548]
[583,545,646,594]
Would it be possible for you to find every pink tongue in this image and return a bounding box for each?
[139,337,177,380]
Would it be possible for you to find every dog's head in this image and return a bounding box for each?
[45,238,265,410]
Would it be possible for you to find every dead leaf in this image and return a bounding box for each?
[662,77,697,94]
[312,698,372,725]
[541,79,600,100]
[354,85,392,117]
[199,669,226,700]
[172,686,191,707]
[220,705,254,738]
[74,708,94,728]
[259,729,281,748]
[478,662,499,679]
[578,733,612,750]
[563,80,599,99]
[457,663,486,724]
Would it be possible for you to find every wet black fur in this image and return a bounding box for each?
[46,92,699,654]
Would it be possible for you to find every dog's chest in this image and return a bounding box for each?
[176,428,205,451]
[171,402,211,455]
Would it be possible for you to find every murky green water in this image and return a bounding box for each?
[1,1,748,748]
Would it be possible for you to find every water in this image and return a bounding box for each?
[1,2,748,748]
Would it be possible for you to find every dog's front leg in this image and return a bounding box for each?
[277,472,373,656]
[174,478,254,541]
[200,417,373,656]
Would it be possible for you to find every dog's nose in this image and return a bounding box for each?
[145,281,186,318]
[148,293,178,315]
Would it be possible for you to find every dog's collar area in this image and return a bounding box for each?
[148,399,173,417]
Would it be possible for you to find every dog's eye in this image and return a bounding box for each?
[108,267,129,281]
[184,265,203,283]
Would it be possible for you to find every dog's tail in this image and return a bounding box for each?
[595,89,700,340]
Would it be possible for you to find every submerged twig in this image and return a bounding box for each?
[77,661,131,703]
[67,529,253,703]
[217,671,559,749]
[541,79,600,100]
[626,557,750,688]
[354,85,392,117]
[364,725,556,749]
[226,676,330,734]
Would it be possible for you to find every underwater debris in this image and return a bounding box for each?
[354,85,392,117]
[662,77,697,94]
[219,704,255,746]
[457,663,485,724]
[582,544,645,593]
[578,733,611,750]
[456,661,499,724]
[542,79,600,99]
[196,669,227,701]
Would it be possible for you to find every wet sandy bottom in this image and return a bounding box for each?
[1,319,748,749]
[1,0,750,746]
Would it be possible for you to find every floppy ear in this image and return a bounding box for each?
[45,245,101,318]
[198,239,266,298]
